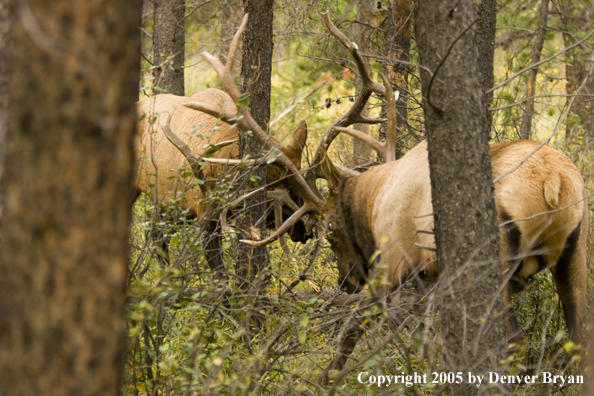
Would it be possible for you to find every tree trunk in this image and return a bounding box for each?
[0,1,140,395]
[563,1,594,146]
[352,0,374,165]
[219,0,243,73]
[0,0,9,172]
[236,0,273,288]
[414,0,507,394]
[477,0,497,138]
[154,0,185,95]
[379,0,412,160]
[519,0,549,140]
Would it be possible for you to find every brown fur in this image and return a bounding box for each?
[135,89,310,275]
[322,140,588,377]
[136,88,308,217]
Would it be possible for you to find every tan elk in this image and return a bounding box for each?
[188,12,589,383]
[135,88,311,277]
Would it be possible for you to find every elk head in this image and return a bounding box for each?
[321,155,368,293]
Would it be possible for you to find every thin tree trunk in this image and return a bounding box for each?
[379,0,412,160]
[154,0,185,95]
[352,0,374,165]
[0,1,141,395]
[236,0,273,288]
[219,0,243,73]
[519,0,549,140]
[414,0,507,394]
[563,1,594,145]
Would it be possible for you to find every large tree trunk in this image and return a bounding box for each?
[380,0,412,159]
[414,0,507,394]
[236,0,273,288]
[0,1,141,394]
[352,0,374,165]
[0,0,9,171]
[153,0,185,95]
[519,0,549,140]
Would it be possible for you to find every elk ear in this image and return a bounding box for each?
[320,150,344,194]
[282,121,308,169]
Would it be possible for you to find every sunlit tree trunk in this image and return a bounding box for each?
[0,1,141,394]
[519,0,549,140]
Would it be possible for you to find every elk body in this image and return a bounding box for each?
[135,88,310,275]
[321,139,588,376]
[182,12,589,383]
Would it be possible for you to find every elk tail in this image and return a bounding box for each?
[543,172,561,209]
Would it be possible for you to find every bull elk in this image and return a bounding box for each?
[135,88,311,278]
[189,12,589,384]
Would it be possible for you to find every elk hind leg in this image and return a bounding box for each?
[320,313,366,385]
[550,221,585,347]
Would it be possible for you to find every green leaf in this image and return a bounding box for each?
[298,330,306,345]
[299,314,309,327]
[237,92,250,106]
[153,86,167,93]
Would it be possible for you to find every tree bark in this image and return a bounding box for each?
[236,0,273,288]
[352,0,374,165]
[154,0,185,95]
[414,0,507,394]
[563,1,594,146]
[519,0,549,140]
[379,0,412,160]
[0,1,141,395]
[477,0,497,138]
[219,0,243,73]
[0,0,9,173]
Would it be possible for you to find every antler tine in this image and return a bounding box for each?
[320,11,381,91]
[225,13,249,75]
[182,14,324,212]
[330,74,399,162]
[381,73,398,162]
[240,203,315,246]
[308,12,391,174]
[160,110,210,197]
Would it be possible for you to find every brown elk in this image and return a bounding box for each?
[190,12,589,383]
[135,88,311,277]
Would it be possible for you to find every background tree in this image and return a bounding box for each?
[562,0,594,145]
[519,0,549,140]
[235,0,274,287]
[414,0,507,393]
[380,0,412,159]
[0,0,141,394]
[219,0,243,72]
[351,0,374,165]
[154,0,185,95]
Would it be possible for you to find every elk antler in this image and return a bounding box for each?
[183,14,325,246]
[332,74,399,162]
[307,11,400,176]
